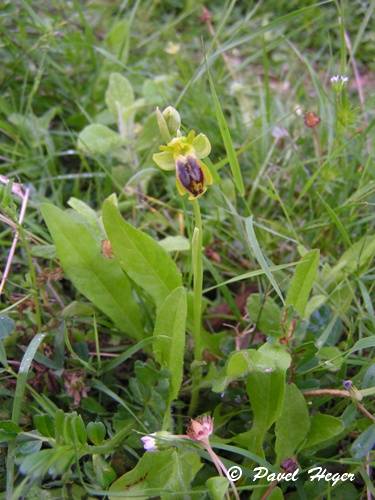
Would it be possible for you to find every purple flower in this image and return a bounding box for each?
[343,380,352,391]
[141,434,157,452]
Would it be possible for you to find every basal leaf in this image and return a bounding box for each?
[41,203,143,340]
[77,124,123,156]
[102,196,182,308]
[105,72,134,121]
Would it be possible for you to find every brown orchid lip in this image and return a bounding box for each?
[176,156,205,197]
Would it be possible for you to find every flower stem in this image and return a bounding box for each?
[189,200,203,415]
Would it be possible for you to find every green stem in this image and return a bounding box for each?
[162,400,171,431]
[189,200,203,415]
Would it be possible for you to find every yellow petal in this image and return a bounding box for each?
[200,161,213,186]
[193,133,211,158]
[152,151,175,171]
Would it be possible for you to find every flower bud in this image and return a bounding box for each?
[156,107,171,143]
[162,106,181,136]
[304,111,321,129]
[187,415,213,442]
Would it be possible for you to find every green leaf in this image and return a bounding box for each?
[87,422,106,445]
[6,333,47,493]
[208,71,245,196]
[105,19,130,63]
[34,415,55,438]
[238,345,291,457]
[100,336,156,374]
[158,235,190,252]
[317,193,351,247]
[153,287,187,401]
[302,413,344,450]
[218,344,291,392]
[206,476,229,500]
[348,335,375,354]
[67,197,99,229]
[0,316,15,340]
[0,421,20,442]
[20,447,75,478]
[109,449,201,500]
[93,454,116,489]
[72,415,87,445]
[275,383,310,463]
[286,249,320,317]
[324,234,375,285]
[226,350,253,378]
[247,293,282,337]
[41,203,143,340]
[245,217,284,304]
[12,333,46,424]
[77,124,123,155]
[351,424,375,459]
[105,72,134,121]
[269,487,284,500]
[102,196,182,308]
[318,346,343,372]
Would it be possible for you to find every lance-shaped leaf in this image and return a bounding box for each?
[102,196,182,308]
[41,204,143,340]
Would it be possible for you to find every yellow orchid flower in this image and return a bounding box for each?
[153,130,213,200]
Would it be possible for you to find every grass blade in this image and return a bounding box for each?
[208,71,245,197]
[245,216,284,304]
[6,333,46,499]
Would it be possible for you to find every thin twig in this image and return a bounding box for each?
[356,402,375,423]
[303,389,375,422]
[261,480,278,500]
[0,183,30,295]
[303,389,350,398]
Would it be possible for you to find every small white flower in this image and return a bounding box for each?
[330,75,349,91]
[294,104,304,117]
[141,433,157,452]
